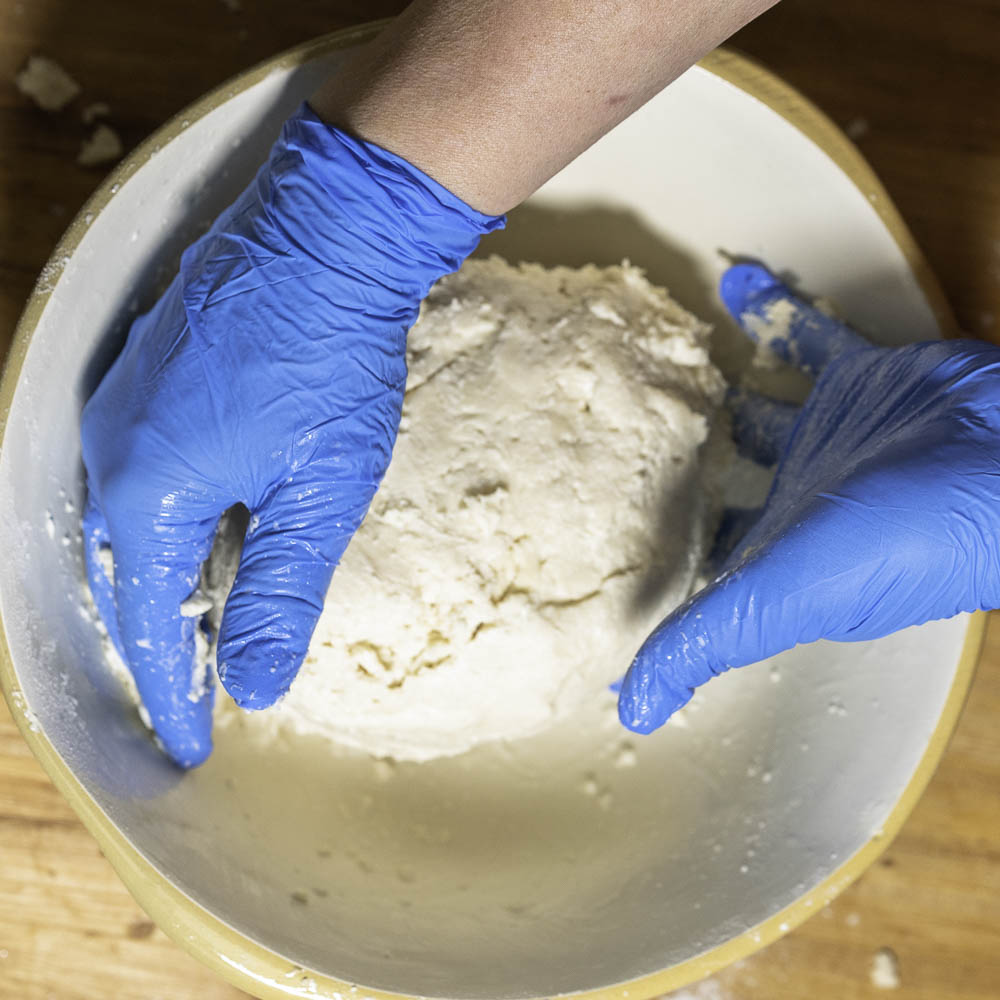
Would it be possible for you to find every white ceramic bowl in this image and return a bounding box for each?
[0,24,983,1000]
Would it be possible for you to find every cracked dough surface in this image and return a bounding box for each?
[222,257,725,761]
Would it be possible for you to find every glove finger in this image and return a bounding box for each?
[110,520,219,768]
[618,507,876,734]
[726,387,799,466]
[618,569,774,735]
[216,479,367,710]
[83,493,127,662]
[720,262,869,376]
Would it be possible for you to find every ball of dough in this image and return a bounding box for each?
[225,258,725,761]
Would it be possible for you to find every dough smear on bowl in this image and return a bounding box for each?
[216,256,726,761]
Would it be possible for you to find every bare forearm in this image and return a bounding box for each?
[312,0,777,214]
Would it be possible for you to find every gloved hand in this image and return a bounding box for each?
[81,103,503,767]
[619,261,1000,734]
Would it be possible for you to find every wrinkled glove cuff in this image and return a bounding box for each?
[287,101,506,279]
[181,102,505,326]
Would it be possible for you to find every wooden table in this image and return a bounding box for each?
[2,2,999,997]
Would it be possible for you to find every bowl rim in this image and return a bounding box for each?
[0,20,986,1000]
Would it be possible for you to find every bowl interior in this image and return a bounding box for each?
[0,37,971,999]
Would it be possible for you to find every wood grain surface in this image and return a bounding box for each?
[2,1,999,998]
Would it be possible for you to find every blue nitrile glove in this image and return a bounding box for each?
[619,261,1000,734]
[81,103,503,767]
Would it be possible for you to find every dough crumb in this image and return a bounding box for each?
[845,116,870,141]
[78,124,123,167]
[15,55,81,111]
[665,980,731,1000]
[81,100,111,124]
[180,590,214,618]
[743,297,800,370]
[870,947,901,990]
[614,742,638,768]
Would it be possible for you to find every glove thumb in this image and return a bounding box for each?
[617,574,754,734]
[618,508,872,733]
